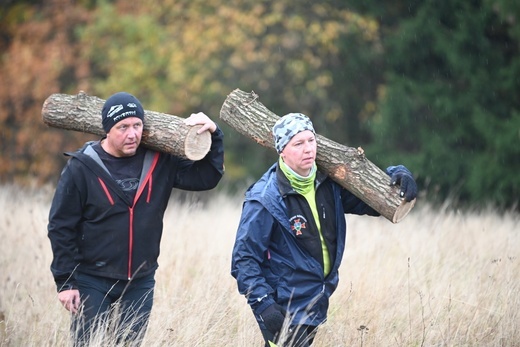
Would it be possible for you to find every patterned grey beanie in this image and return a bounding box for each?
[272,113,315,154]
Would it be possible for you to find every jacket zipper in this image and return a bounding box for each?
[127,207,134,279]
[127,152,160,279]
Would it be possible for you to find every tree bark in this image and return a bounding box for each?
[220,89,415,223]
[41,91,211,160]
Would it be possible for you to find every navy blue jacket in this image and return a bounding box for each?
[48,128,224,291]
[231,163,378,327]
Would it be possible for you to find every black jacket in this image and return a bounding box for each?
[48,128,224,291]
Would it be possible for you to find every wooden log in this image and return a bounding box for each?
[219,88,415,223]
[41,91,211,160]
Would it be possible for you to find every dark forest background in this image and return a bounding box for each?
[1,0,518,208]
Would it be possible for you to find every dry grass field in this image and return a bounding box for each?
[0,184,518,346]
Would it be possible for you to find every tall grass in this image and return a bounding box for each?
[0,184,518,346]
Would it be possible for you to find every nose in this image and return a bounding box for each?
[126,127,137,139]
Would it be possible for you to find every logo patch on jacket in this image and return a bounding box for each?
[289,215,307,236]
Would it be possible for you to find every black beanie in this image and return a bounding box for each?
[101,92,145,133]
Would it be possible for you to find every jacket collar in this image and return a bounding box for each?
[276,162,328,197]
[66,140,158,206]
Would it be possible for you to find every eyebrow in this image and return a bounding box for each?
[118,121,142,127]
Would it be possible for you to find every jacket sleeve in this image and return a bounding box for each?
[230,200,277,313]
[47,160,83,291]
[340,187,380,216]
[173,126,225,191]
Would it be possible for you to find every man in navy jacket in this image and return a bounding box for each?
[48,92,224,345]
[231,113,416,347]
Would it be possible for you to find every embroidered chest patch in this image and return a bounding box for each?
[289,214,308,236]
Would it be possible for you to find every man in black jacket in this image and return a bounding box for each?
[47,91,225,345]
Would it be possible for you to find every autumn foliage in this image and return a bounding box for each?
[0,0,380,185]
[1,0,518,207]
[0,0,94,183]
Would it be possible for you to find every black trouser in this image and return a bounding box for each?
[260,325,318,347]
[72,271,155,346]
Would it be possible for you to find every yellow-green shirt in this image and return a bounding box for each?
[279,157,331,276]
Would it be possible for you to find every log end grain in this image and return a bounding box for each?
[41,94,57,126]
[392,198,416,223]
[184,125,212,160]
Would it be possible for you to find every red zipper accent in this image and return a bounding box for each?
[132,152,159,206]
[128,207,134,279]
[127,152,160,279]
[98,177,115,205]
[147,176,152,203]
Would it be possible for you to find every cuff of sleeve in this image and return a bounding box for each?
[211,125,223,137]
[57,282,78,292]
[252,296,276,315]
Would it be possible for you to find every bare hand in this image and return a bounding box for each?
[184,112,217,134]
[58,289,81,314]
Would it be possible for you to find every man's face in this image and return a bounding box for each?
[104,117,143,157]
[281,130,317,176]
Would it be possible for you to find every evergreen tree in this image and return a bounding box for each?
[349,0,520,207]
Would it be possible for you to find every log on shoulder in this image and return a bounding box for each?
[219,88,415,223]
[41,91,211,160]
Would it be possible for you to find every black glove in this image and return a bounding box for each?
[259,303,287,334]
[387,165,418,202]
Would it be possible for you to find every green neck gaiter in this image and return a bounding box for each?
[279,156,317,195]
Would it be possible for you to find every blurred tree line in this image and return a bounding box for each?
[0,0,518,208]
